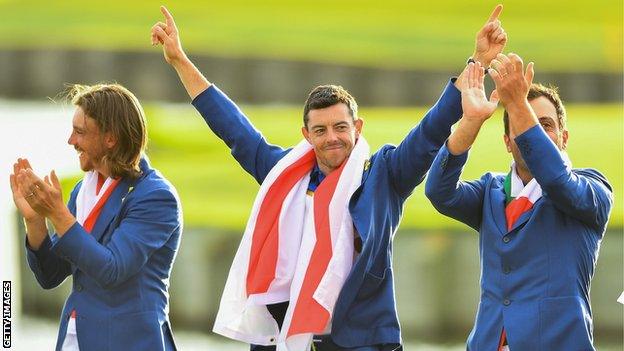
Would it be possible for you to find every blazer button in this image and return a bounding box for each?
[75,284,83,292]
[502,236,511,243]
[503,266,511,274]
[503,299,511,306]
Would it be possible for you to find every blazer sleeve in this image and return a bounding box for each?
[386,79,463,199]
[515,125,613,231]
[425,143,487,231]
[25,235,72,289]
[49,186,182,290]
[192,85,289,184]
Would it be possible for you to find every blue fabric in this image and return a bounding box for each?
[25,158,183,351]
[308,164,325,192]
[425,125,613,351]
[192,80,462,347]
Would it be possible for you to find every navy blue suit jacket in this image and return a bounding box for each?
[192,80,462,348]
[26,158,183,351]
[425,125,613,351]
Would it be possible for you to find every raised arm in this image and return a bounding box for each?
[388,5,506,198]
[490,54,613,230]
[425,62,499,230]
[151,6,286,182]
[151,6,210,99]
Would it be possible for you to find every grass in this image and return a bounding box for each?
[2,0,622,72]
[58,99,622,231]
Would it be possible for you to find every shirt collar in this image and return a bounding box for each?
[308,163,326,192]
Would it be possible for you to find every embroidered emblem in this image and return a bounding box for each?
[363,159,371,171]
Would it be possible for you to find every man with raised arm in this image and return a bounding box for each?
[10,84,182,351]
[425,55,612,350]
[152,5,506,351]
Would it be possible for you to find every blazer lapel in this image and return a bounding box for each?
[507,198,541,234]
[89,179,130,243]
[489,182,508,236]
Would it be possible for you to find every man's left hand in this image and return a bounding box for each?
[473,4,507,67]
[16,167,76,235]
[489,53,534,108]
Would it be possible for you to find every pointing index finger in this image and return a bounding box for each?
[486,4,503,23]
[160,6,176,27]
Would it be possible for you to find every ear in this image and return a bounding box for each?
[301,126,311,143]
[503,134,512,153]
[354,118,364,136]
[104,132,117,149]
[561,129,569,150]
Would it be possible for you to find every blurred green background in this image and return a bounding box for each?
[3,0,622,349]
[2,0,622,72]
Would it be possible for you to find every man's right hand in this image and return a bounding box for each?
[10,158,42,222]
[10,158,48,250]
[460,61,499,122]
[447,62,499,156]
[151,6,186,66]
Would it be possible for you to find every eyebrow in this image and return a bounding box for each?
[538,116,556,123]
[310,120,351,130]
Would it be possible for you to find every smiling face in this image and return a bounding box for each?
[302,103,363,175]
[67,106,115,175]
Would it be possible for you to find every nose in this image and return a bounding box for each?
[326,129,339,142]
[67,132,76,146]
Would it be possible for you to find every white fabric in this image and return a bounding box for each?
[65,171,114,349]
[213,137,370,351]
[75,171,115,226]
[509,162,542,203]
[509,151,571,203]
[61,317,80,351]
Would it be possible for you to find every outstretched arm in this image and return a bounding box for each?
[425,61,498,230]
[490,54,612,229]
[151,6,210,99]
[151,6,286,182]
[447,61,499,155]
[388,5,506,197]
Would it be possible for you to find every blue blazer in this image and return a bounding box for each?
[26,158,183,351]
[192,80,462,348]
[425,125,613,351]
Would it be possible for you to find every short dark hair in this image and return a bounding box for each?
[68,83,147,180]
[503,83,566,135]
[302,85,358,127]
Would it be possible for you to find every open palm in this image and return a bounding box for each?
[461,62,498,121]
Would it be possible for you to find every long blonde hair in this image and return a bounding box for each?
[68,83,147,180]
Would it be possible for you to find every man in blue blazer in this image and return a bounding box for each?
[151,5,507,350]
[10,84,182,350]
[425,55,612,350]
